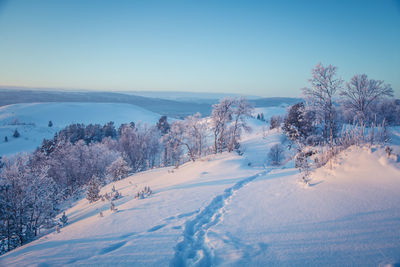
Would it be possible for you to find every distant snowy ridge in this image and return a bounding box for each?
[0,102,163,156]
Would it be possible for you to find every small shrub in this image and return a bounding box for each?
[268,144,284,166]
[295,151,311,184]
[269,115,282,130]
[59,212,68,227]
[135,186,153,199]
[385,146,393,157]
[110,202,117,212]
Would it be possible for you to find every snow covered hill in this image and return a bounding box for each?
[1,119,400,266]
[0,102,163,156]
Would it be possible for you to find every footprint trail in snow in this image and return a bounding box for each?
[170,170,269,267]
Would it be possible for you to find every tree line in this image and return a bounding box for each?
[275,63,398,182]
[0,97,253,254]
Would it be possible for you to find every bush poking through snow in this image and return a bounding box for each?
[295,151,311,184]
[385,146,393,157]
[268,144,284,166]
[269,115,282,130]
[110,202,117,212]
[135,186,153,199]
[111,185,121,200]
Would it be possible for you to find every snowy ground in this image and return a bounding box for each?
[1,117,400,266]
[0,103,163,156]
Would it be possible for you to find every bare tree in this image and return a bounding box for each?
[302,63,342,146]
[268,144,284,166]
[340,74,393,122]
[183,113,207,160]
[211,98,234,153]
[228,97,253,152]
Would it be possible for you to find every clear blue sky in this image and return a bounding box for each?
[0,0,399,97]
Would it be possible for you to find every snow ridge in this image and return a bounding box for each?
[170,170,269,267]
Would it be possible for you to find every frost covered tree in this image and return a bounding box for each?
[118,124,160,172]
[340,74,394,123]
[182,113,208,161]
[302,63,342,145]
[86,176,101,203]
[0,154,58,252]
[227,97,253,152]
[161,121,184,166]
[211,98,234,153]
[106,156,130,181]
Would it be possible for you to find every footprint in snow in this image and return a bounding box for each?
[98,241,127,255]
[147,223,167,232]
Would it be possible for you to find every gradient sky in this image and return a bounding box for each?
[0,0,399,97]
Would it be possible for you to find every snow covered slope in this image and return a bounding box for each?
[0,103,163,156]
[1,119,400,266]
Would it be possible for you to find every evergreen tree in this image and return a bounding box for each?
[282,103,314,143]
[86,176,101,203]
[13,129,20,138]
[157,116,170,135]
[59,212,68,227]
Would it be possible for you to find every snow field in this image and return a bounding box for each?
[1,113,400,266]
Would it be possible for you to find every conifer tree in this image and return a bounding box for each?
[86,176,101,203]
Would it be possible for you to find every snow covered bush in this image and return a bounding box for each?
[135,186,153,199]
[269,115,282,130]
[295,150,311,184]
[111,185,121,200]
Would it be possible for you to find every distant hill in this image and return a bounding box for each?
[0,88,301,117]
[0,89,212,118]
[250,97,302,107]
